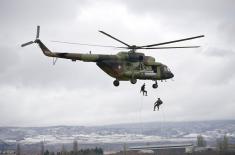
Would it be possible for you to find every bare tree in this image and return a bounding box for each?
[61,144,67,155]
[123,143,127,155]
[217,134,229,153]
[40,141,44,155]
[16,143,21,155]
[197,134,207,147]
[73,140,78,155]
[222,135,228,152]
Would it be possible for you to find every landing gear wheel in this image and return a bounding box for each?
[130,79,137,84]
[152,81,158,89]
[152,84,158,89]
[113,80,120,87]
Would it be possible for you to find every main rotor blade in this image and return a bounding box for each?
[21,41,34,47]
[140,35,204,48]
[36,25,40,39]
[139,46,200,49]
[99,30,130,47]
[51,40,126,49]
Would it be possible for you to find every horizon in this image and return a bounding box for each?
[1,119,235,128]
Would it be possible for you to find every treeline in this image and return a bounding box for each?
[15,134,234,155]
[43,147,103,155]
[197,134,230,152]
[16,140,103,155]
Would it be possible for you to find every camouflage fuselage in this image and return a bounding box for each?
[36,39,174,81]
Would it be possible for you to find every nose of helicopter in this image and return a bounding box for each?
[166,71,174,79]
[169,72,174,78]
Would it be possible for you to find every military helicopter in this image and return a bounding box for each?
[21,26,204,88]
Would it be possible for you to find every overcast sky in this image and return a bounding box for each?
[0,0,235,127]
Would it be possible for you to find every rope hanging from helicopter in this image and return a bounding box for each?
[159,101,167,141]
[138,94,144,136]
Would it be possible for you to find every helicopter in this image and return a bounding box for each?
[21,26,204,88]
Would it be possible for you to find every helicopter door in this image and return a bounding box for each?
[160,66,164,76]
[152,66,157,73]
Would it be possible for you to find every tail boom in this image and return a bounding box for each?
[35,39,117,62]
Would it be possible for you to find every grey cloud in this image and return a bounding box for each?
[0,44,112,90]
[121,0,235,18]
[204,47,235,57]
[196,48,235,85]
[0,0,235,126]
[0,0,86,23]
[0,47,20,73]
[217,22,235,45]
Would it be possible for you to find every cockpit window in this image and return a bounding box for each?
[164,66,168,72]
[160,66,170,73]
[164,66,171,72]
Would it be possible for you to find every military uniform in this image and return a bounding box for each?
[140,83,147,96]
[154,98,163,111]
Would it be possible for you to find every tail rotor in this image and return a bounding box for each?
[36,25,40,39]
[21,25,40,47]
[21,41,34,47]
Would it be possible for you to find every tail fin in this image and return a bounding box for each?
[35,39,55,57]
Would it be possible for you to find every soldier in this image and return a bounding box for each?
[140,83,147,96]
[154,98,163,111]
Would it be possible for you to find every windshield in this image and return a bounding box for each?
[161,66,171,72]
[164,66,168,72]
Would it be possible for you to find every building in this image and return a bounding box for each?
[128,143,194,155]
